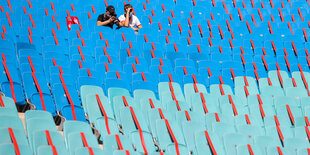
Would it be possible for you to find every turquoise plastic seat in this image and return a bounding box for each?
[164,100,190,113]
[119,106,149,135]
[75,147,105,155]
[32,130,66,155]
[0,116,25,130]
[284,137,310,152]
[129,131,156,154]
[297,148,310,155]
[212,122,236,137]
[254,135,282,149]
[266,146,294,155]
[0,143,32,155]
[247,94,274,106]
[166,144,189,155]
[147,108,174,140]
[113,96,136,123]
[264,115,293,127]
[219,96,249,116]
[194,130,226,155]
[223,133,253,155]
[0,96,18,113]
[0,108,18,117]
[236,124,265,138]
[133,89,157,104]
[236,144,265,155]
[285,87,308,99]
[260,86,284,97]
[275,105,303,126]
[234,76,258,90]
[294,126,310,140]
[258,78,281,91]
[183,83,208,105]
[155,119,186,150]
[25,110,55,123]
[181,121,205,153]
[234,114,264,127]
[139,98,162,125]
[209,84,233,96]
[158,82,185,102]
[37,145,69,155]
[94,117,119,141]
[103,134,135,153]
[108,88,131,113]
[0,128,28,146]
[85,94,114,123]
[292,71,310,87]
[268,70,290,87]
[175,111,205,127]
[205,113,235,128]
[265,125,294,140]
[80,85,105,112]
[248,103,276,119]
[63,121,99,155]
[274,96,300,108]
[191,93,220,115]
[235,86,259,104]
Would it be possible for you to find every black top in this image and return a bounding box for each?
[97,13,114,29]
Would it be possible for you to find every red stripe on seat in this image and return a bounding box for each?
[215,113,220,122]
[78,60,83,69]
[28,35,33,44]
[230,68,235,79]
[261,55,268,71]
[168,73,174,82]
[151,42,156,50]
[228,95,238,116]
[51,29,59,45]
[173,43,178,52]
[244,86,249,97]
[223,1,228,13]
[77,46,85,61]
[200,92,208,114]
[268,21,273,34]
[132,63,137,73]
[197,44,202,53]
[279,8,284,22]
[87,69,92,77]
[174,100,181,111]
[141,72,146,81]
[251,14,257,27]
[298,8,304,22]
[246,21,252,33]
[286,104,295,125]
[59,74,77,121]
[1,32,5,40]
[291,41,297,55]
[245,114,251,124]
[219,84,225,95]
[8,128,20,155]
[291,78,297,87]
[115,134,124,150]
[218,25,224,39]
[104,63,109,72]
[87,12,91,19]
[164,119,180,155]
[31,72,46,111]
[187,37,191,45]
[148,98,155,109]
[238,8,243,21]
[2,60,17,103]
[122,33,126,41]
[158,65,163,74]
[96,94,111,135]
[274,115,280,126]
[229,39,234,48]
[6,12,12,27]
[219,46,223,53]
[276,125,284,141]
[204,130,217,155]
[243,76,249,86]
[129,107,148,154]
[184,110,191,121]
[80,132,94,155]
[277,146,283,155]
[45,130,58,155]
[0,95,5,107]
[183,66,188,75]
[247,144,254,155]
[306,116,310,126]
[116,71,121,79]
[122,96,129,107]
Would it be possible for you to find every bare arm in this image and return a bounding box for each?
[119,8,131,27]
[97,18,112,26]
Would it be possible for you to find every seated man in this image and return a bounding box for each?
[118,4,142,31]
[97,5,120,28]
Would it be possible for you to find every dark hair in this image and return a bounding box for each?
[124,4,133,10]
[106,5,115,13]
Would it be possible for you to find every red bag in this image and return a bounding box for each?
[66,16,79,31]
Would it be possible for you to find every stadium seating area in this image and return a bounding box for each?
[1,0,310,154]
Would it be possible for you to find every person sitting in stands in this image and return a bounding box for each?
[118,4,142,31]
[97,5,120,28]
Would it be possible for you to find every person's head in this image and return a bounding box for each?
[106,5,116,16]
[124,4,133,15]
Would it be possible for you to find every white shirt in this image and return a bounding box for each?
[118,14,141,28]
